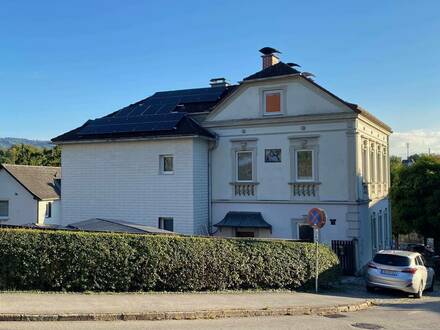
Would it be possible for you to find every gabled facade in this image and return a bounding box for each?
[0,164,61,225]
[53,48,392,270]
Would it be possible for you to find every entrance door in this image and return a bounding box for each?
[236,231,255,238]
[298,224,314,242]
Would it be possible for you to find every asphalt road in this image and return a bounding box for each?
[0,294,439,330]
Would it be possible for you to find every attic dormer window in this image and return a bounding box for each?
[262,89,284,115]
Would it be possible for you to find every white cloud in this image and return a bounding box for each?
[390,129,440,158]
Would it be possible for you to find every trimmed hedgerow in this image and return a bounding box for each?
[0,228,340,292]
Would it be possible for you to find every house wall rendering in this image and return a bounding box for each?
[60,138,209,235]
[0,169,37,224]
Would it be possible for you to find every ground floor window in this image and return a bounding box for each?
[0,201,8,218]
[384,208,389,247]
[158,217,174,231]
[378,210,383,250]
[371,212,377,252]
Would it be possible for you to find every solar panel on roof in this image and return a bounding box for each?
[79,113,185,135]
[111,100,179,118]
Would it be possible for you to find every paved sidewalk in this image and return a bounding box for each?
[0,291,372,321]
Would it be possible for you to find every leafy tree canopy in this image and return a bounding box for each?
[390,154,440,250]
[0,144,60,167]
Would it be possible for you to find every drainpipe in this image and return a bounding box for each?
[208,136,219,235]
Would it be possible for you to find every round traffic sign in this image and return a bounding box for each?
[307,208,326,228]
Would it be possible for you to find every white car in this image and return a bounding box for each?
[366,250,435,298]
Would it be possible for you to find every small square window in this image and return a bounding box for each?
[160,155,174,174]
[263,90,282,115]
[159,217,174,231]
[0,201,8,218]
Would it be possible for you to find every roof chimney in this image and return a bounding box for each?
[210,77,229,88]
[259,47,281,69]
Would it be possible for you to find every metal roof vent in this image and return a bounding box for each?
[301,72,316,80]
[210,77,229,88]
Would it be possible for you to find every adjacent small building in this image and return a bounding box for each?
[0,164,61,225]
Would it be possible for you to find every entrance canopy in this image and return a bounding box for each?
[214,211,272,229]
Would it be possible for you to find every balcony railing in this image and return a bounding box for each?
[289,182,320,198]
[362,182,388,200]
[231,182,258,197]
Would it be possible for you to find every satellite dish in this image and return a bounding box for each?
[287,62,301,68]
[259,47,281,55]
[301,72,316,78]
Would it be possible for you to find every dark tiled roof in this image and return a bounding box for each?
[214,211,272,229]
[52,86,237,143]
[1,164,61,200]
[243,62,300,81]
[67,218,176,235]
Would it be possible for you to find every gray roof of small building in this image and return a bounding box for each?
[214,211,272,229]
[67,218,176,235]
[0,164,61,200]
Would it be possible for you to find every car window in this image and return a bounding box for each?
[373,254,411,266]
[417,256,425,266]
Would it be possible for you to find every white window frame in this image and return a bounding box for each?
[236,150,253,182]
[296,149,314,182]
[263,89,284,116]
[160,155,174,175]
[0,200,9,220]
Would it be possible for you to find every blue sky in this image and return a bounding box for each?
[1,1,439,155]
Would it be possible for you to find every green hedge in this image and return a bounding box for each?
[0,228,340,292]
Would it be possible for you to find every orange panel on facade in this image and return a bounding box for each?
[266,93,281,112]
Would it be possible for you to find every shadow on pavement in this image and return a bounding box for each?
[312,276,440,315]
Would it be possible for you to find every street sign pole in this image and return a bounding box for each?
[314,228,319,293]
[307,208,327,295]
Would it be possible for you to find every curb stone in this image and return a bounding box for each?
[0,300,374,322]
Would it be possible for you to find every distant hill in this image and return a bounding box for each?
[0,137,53,149]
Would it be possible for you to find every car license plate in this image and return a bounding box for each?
[381,269,397,276]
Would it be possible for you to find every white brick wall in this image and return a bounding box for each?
[61,138,208,235]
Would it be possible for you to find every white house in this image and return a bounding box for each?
[0,164,61,225]
[53,48,391,271]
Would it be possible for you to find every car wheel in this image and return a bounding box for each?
[415,282,423,299]
[427,276,435,292]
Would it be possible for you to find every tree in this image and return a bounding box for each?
[390,155,440,252]
[0,144,60,167]
[389,156,412,239]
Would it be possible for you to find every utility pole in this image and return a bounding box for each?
[406,143,410,159]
